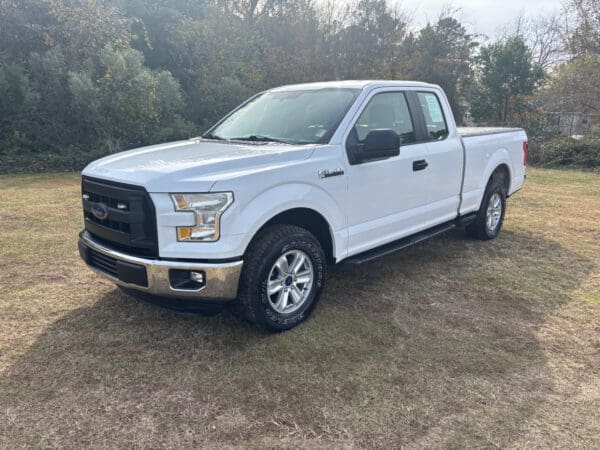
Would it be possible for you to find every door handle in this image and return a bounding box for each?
[413,160,428,171]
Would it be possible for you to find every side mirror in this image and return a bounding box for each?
[351,129,400,164]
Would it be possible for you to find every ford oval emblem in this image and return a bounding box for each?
[91,203,109,220]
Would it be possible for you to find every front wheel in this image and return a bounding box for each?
[235,225,326,332]
[466,181,507,240]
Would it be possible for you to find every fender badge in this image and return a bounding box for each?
[318,169,344,179]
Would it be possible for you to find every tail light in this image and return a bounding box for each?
[523,141,529,166]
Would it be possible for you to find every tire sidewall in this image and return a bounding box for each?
[252,232,325,330]
[481,182,507,239]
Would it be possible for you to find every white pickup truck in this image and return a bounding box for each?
[78,80,527,331]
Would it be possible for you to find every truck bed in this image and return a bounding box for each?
[458,127,523,138]
[458,127,527,216]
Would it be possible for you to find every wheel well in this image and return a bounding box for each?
[490,164,510,193]
[257,208,335,264]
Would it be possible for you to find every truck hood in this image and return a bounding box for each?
[82,139,316,192]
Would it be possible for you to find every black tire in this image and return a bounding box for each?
[235,225,326,332]
[466,180,507,240]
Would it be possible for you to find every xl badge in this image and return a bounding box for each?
[318,168,344,179]
[91,202,109,220]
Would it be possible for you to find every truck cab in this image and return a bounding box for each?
[79,80,527,331]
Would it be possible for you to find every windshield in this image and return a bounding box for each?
[205,88,360,145]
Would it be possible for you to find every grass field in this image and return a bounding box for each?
[0,168,599,448]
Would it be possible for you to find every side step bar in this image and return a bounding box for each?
[343,214,477,266]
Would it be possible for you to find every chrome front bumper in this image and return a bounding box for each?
[78,231,243,300]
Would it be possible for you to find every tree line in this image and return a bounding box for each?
[0,0,598,172]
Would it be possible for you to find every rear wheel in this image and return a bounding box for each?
[466,181,507,240]
[235,225,326,332]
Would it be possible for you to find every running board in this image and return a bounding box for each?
[457,212,477,226]
[343,222,457,266]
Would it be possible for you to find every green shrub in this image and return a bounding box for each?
[68,44,194,151]
[0,146,108,173]
[0,45,194,174]
[0,63,40,153]
[530,137,600,168]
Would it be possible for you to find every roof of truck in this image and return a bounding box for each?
[270,80,440,92]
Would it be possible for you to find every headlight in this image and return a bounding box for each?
[171,192,233,242]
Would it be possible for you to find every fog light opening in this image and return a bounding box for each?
[169,269,206,291]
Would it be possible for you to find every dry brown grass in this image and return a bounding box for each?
[0,168,598,449]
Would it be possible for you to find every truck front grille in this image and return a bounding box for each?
[82,176,158,257]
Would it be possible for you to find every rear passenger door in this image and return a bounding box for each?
[343,90,433,256]
[413,91,463,223]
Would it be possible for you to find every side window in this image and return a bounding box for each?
[352,92,416,144]
[417,92,449,141]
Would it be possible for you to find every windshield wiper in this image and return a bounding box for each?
[202,132,225,140]
[229,135,290,144]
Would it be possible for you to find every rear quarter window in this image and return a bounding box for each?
[417,92,449,141]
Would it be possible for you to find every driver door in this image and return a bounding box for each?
[344,90,433,256]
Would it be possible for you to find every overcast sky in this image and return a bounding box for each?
[348,0,565,39]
